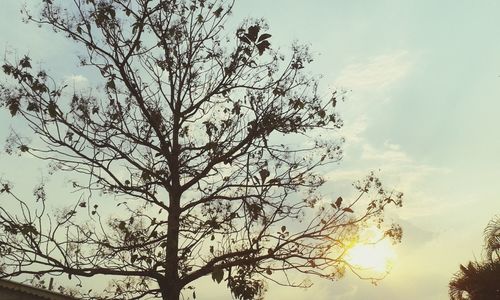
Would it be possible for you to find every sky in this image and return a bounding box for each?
[1,1,500,299]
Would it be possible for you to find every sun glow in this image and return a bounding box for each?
[345,226,396,273]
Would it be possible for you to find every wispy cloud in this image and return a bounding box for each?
[340,116,368,147]
[361,142,411,163]
[65,74,89,85]
[333,50,414,152]
[334,50,413,93]
[63,75,90,91]
[325,138,453,221]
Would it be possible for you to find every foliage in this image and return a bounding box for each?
[449,216,500,300]
[0,1,402,299]
[484,215,500,262]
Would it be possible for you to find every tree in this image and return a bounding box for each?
[0,1,403,299]
[449,216,500,300]
[484,215,500,262]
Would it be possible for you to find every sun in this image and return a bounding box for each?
[345,226,396,273]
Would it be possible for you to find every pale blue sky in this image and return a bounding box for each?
[1,1,500,299]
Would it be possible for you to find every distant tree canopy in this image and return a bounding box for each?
[449,216,500,300]
[0,1,402,300]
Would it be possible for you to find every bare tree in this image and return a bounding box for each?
[0,1,403,299]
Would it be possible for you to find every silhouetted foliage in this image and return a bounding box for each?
[484,216,500,262]
[0,1,403,299]
[449,216,500,300]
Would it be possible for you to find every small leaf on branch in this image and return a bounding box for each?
[318,109,326,118]
[331,92,337,107]
[118,221,126,231]
[258,33,272,42]
[2,64,14,75]
[7,97,20,116]
[20,56,31,69]
[211,267,224,284]
[106,79,116,91]
[256,40,270,55]
[27,102,39,112]
[213,7,223,17]
[335,197,343,208]
[0,184,11,193]
[245,25,260,42]
[47,101,57,118]
[259,168,270,183]
[343,207,354,213]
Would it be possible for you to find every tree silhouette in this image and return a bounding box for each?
[0,1,403,299]
[484,215,500,262]
[449,216,500,300]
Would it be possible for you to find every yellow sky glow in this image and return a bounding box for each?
[345,227,396,273]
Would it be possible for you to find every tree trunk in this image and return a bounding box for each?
[159,279,181,300]
[163,102,182,300]
[164,189,181,299]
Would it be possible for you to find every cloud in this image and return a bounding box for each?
[65,74,89,87]
[324,137,454,222]
[333,50,414,154]
[341,116,368,147]
[327,53,452,223]
[361,142,411,163]
[334,50,413,93]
